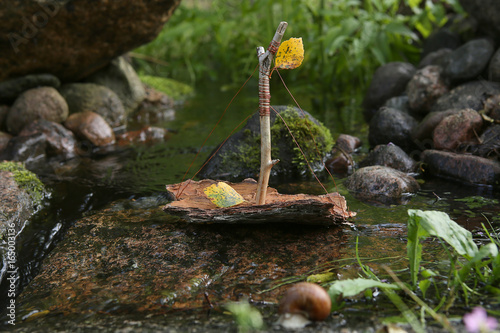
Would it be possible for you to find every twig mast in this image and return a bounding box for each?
[255,21,288,205]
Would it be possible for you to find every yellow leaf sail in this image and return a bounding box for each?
[204,182,245,208]
[275,37,304,70]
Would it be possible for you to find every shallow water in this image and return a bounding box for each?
[1,81,499,331]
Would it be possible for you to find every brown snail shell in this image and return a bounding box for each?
[278,282,332,321]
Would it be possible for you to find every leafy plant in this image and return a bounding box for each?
[133,0,464,128]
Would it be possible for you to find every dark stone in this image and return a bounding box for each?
[84,57,145,115]
[199,106,333,181]
[368,107,418,152]
[411,109,461,143]
[0,133,48,164]
[443,38,495,82]
[431,81,500,112]
[419,48,453,69]
[18,119,77,159]
[59,83,126,130]
[484,94,500,121]
[325,149,352,176]
[433,109,482,150]
[459,0,500,44]
[407,65,449,115]
[466,124,500,159]
[363,62,416,120]
[0,74,60,103]
[422,149,500,186]
[344,165,420,204]
[64,111,115,147]
[0,0,181,82]
[335,134,361,154]
[6,87,68,135]
[421,29,461,58]
[488,48,500,82]
[360,143,417,173]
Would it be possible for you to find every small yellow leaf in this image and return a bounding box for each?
[204,182,245,208]
[275,37,304,70]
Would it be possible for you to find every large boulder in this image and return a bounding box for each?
[199,106,334,181]
[0,0,181,82]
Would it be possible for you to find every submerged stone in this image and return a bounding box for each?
[422,149,500,186]
[344,165,420,205]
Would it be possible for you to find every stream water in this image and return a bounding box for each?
[1,80,499,331]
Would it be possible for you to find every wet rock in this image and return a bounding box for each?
[368,107,418,152]
[16,206,346,319]
[466,124,500,158]
[18,119,77,159]
[488,48,500,83]
[335,134,361,154]
[411,109,461,143]
[116,126,172,146]
[407,66,449,115]
[363,62,416,120]
[422,149,500,185]
[344,165,420,204]
[0,131,12,152]
[0,74,60,103]
[199,106,333,181]
[0,133,48,164]
[325,149,352,175]
[421,29,461,58]
[5,87,68,135]
[360,143,417,173]
[0,161,47,237]
[419,48,453,69]
[84,56,146,115]
[0,0,181,82]
[130,85,175,125]
[459,0,500,44]
[59,83,126,130]
[484,94,500,121]
[433,109,482,150]
[444,38,495,82]
[64,111,115,147]
[431,81,500,112]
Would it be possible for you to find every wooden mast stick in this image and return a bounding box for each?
[255,21,287,205]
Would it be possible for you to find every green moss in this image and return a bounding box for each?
[0,161,47,206]
[271,106,334,168]
[139,74,193,100]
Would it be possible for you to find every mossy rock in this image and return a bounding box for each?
[0,161,48,241]
[139,75,193,100]
[199,105,333,181]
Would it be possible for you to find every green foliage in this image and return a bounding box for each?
[0,161,47,206]
[134,0,463,113]
[139,74,193,100]
[225,299,264,333]
[321,210,499,330]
